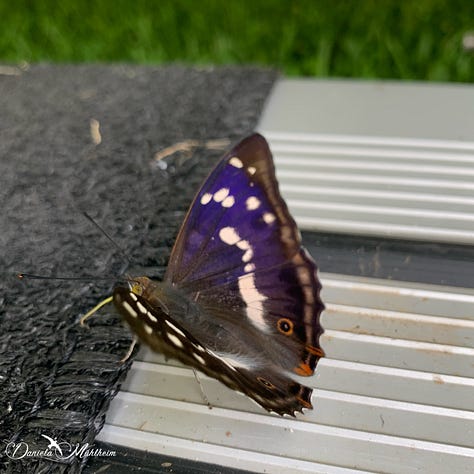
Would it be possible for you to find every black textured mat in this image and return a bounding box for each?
[0,64,277,473]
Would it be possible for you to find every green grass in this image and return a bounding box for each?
[1,0,473,82]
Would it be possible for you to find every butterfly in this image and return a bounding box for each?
[113,133,325,416]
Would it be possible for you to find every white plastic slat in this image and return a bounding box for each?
[280,169,474,195]
[281,184,474,213]
[287,200,474,228]
[98,274,474,473]
[297,218,474,244]
[323,330,474,378]
[317,359,474,412]
[322,275,474,321]
[257,80,474,143]
[277,155,474,179]
[271,142,474,165]
[324,303,474,347]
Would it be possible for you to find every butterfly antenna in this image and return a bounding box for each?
[82,211,132,264]
[17,273,116,281]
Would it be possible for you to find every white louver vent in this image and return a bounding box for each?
[259,79,474,245]
[266,132,474,245]
[98,79,474,473]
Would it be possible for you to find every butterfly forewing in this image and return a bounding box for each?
[167,134,300,285]
[114,134,324,415]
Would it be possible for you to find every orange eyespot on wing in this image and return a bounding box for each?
[277,317,294,335]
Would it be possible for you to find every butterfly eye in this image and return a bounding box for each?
[257,377,276,389]
[277,318,294,335]
[131,282,143,296]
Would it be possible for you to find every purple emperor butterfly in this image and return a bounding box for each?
[114,134,325,416]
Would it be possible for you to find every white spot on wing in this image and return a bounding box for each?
[167,333,184,348]
[238,274,268,331]
[246,196,261,210]
[122,301,138,318]
[244,263,256,273]
[165,321,186,338]
[219,227,240,245]
[248,166,256,175]
[143,323,153,335]
[229,156,243,168]
[222,195,235,208]
[263,212,276,224]
[201,193,212,205]
[136,301,147,314]
[236,240,249,250]
[129,293,138,302]
[193,353,206,365]
[235,239,253,262]
[242,248,253,262]
[218,228,254,265]
[213,187,229,202]
[147,312,158,323]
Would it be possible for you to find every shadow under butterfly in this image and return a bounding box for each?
[113,133,325,416]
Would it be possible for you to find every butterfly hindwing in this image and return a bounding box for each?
[114,285,314,415]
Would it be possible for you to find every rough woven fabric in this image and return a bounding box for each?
[0,64,277,473]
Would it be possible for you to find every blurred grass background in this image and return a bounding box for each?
[1,0,473,82]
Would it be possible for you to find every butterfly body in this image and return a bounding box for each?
[113,134,324,416]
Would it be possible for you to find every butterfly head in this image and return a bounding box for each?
[117,276,174,316]
[128,276,148,297]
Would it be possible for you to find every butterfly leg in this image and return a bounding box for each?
[80,296,113,327]
[80,295,137,362]
[120,336,139,363]
[192,369,212,410]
